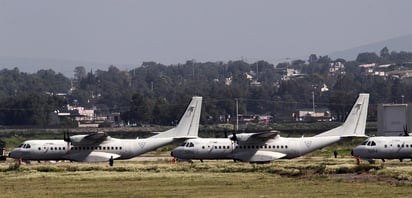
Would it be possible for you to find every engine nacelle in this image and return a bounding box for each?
[69,135,88,145]
[228,133,255,143]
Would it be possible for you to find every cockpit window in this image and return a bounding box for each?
[184,142,194,147]
[25,144,31,149]
[180,142,186,146]
[18,144,24,148]
[364,141,376,147]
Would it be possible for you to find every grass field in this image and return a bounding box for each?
[2,155,412,198]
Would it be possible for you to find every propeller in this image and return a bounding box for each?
[403,125,409,136]
[64,131,71,142]
[230,133,238,142]
[63,131,72,151]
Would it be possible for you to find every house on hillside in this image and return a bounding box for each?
[56,105,117,128]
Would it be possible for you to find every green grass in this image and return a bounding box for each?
[2,156,412,198]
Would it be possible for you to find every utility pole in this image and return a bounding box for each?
[312,91,315,114]
[236,98,239,132]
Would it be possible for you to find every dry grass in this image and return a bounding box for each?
[2,156,412,197]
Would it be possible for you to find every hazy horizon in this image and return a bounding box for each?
[1,0,412,76]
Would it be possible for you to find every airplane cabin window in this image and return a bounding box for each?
[202,146,205,149]
[285,145,288,149]
[38,147,41,150]
[384,145,387,148]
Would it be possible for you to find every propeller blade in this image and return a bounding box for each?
[64,131,71,142]
[230,133,237,142]
[404,125,409,136]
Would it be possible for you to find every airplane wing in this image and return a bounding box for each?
[65,151,120,162]
[69,132,109,146]
[250,130,280,139]
[233,130,280,143]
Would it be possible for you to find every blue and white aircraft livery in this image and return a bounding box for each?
[172,93,369,163]
[9,96,202,164]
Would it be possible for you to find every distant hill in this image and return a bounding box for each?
[0,57,123,77]
[329,34,412,61]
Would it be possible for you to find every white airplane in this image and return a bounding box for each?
[9,96,202,165]
[171,93,369,163]
[352,131,412,162]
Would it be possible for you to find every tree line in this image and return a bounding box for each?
[1,47,412,127]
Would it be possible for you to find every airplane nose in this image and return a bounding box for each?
[8,149,20,159]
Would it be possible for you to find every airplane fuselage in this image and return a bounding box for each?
[353,136,412,160]
[172,136,341,162]
[10,137,174,162]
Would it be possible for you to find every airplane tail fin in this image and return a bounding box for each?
[316,93,369,137]
[151,96,202,139]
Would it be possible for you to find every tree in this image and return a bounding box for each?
[74,66,87,80]
[380,47,390,60]
[356,52,379,63]
[308,54,318,64]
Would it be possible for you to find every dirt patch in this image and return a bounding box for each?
[329,173,412,185]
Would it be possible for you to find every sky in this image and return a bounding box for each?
[1,0,412,72]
